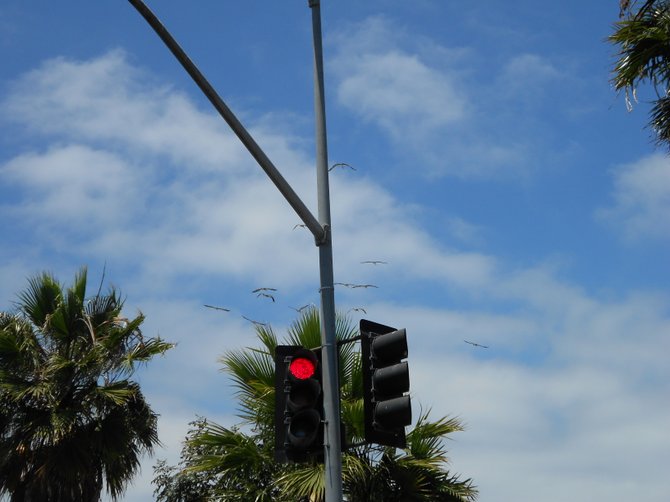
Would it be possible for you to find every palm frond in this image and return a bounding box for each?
[97,380,137,406]
[609,1,670,146]
[341,398,365,443]
[407,410,465,461]
[220,345,275,426]
[187,423,266,472]
[650,94,670,143]
[277,462,325,501]
[17,272,62,330]
[287,306,322,349]
[255,323,279,354]
[123,337,174,369]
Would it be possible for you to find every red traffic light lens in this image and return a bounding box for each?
[289,357,316,380]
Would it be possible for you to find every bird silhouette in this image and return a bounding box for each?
[329,162,356,172]
[335,282,378,289]
[348,307,367,314]
[360,260,388,265]
[464,340,489,349]
[252,287,277,302]
[252,287,277,293]
[290,304,315,313]
[242,315,268,327]
[293,223,307,230]
[256,292,275,302]
[203,304,230,312]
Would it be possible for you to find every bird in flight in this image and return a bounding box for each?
[329,162,356,172]
[360,260,388,265]
[242,315,268,327]
[464,340,489,349]
[293,223,307,230]
[252,287,277,293]
[290,304,314,313]
[334,282,378,289]
[253,287,277,302]
[203,304,230,312]
[348,307,367,314]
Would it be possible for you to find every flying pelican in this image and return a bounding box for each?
[335,282,378,289]
[464,340,489,349]
[252,287,277,302]
[203,304,230,312]
[329,162,356,172]
[242,315,268,327]
[290,304,314,313]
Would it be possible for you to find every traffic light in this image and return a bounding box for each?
[274,345,324,462]
[360,319,412,448]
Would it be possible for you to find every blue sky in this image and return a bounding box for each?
[1,1,669,500]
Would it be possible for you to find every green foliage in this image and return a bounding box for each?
[610,0,670,148]
[152,308,477,501]
[0,267,173,501]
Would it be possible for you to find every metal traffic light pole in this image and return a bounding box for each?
[308,1,344,500]
[127,0,343,500]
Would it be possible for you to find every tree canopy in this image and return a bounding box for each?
[0,267,173,501]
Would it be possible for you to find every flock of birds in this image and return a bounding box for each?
[202,161,490,349]
[203,260,386,327]
[203,269,490,349]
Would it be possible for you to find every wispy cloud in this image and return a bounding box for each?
[336,50,467,135]
[374,284,670,501]
[2,50,249,173]
[328,17,575,180]
[597,153,670,241]
[2,145,140,228]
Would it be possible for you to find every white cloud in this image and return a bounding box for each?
[331,17,468,149]
[328,17,554,179]
[499,53,562,90]
[337,50,466,135]
[0,51,323,287]
[1,50,496,292]
[1,145,141,228]
[397,289,670,501]
[330,175,497,289]
[597,153,670,241]
[2,50,250,174]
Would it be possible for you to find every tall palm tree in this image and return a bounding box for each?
[610,0,670,148]
[156,308,477,501]
[0,267,173,501]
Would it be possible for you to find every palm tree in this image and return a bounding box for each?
[610,0,670,148]
[0,267,173,501]
[154,308,477,501]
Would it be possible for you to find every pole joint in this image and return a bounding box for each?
[315,224,330,247]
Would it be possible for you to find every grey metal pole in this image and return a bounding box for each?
[308,1,344,501]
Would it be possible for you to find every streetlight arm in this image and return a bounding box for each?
[127,0,326,245]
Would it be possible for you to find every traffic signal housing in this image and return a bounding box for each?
[360,319,412,448]
[274,345,324,462]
